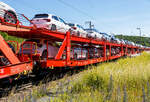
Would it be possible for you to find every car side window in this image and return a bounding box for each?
[52,16,59,21]
[77,25,80,28]
[79,25,84,30]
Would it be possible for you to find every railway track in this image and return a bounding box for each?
[0,65,87,101]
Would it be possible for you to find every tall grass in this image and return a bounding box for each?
[2,52,150,102]
[53,52,150,102]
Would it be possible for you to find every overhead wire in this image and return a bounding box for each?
[13,0,47,16]
[56,0,114,31]
[57,0,94,20]
[13,0,114,33]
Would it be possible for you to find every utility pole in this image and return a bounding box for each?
[85,21,94,29]
[136,27,142,37]
[136,27,143,45]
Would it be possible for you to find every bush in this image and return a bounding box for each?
[71,71,107,93]
[84,72,106,90]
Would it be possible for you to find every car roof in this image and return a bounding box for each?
[0,2,16,12]
[34,13,53,17]
[84,28,99,32]
[68,23,85,28]
[34,13,64,18]
[67,23,81,26]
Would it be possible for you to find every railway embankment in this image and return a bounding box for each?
[1,52,150,102]
[37,52,150,102]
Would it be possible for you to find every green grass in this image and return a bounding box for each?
[0,32,25,43]
[53,52,150,102]
[0,32,25,51]
[3,52,150,102]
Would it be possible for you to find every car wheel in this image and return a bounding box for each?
[94,35,97,39]
[4,11,17,24]
[41,50,47,59]
[77,31,80,36]
[74,53,78,60]
[86,34,89,38]
[86,52,88,59]
[51,24,57,31]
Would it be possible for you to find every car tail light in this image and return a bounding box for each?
[72,27,77,30]
[43,19,51,22]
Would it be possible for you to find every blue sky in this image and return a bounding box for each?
[1,0,150,37]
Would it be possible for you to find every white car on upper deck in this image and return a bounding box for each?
[31,14,71,33]
[67,23,88,38]
[0,2,17,24]
[84,28,103,40]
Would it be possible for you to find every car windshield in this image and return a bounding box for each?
[77,25,84,30]
[100,32,109,37]
[68,23,75,27]
[52,16,59,21]
[93,29,99,33]
[79,25,84,30]
[59,17,66,24]
[34,14,48,18]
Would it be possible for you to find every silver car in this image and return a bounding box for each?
[20,39,59,59]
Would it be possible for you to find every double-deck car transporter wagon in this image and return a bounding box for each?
[0,14,149,82]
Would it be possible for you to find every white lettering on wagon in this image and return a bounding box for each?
[0,69,4,74]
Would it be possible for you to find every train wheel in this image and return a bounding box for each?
[32,61,41,75]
